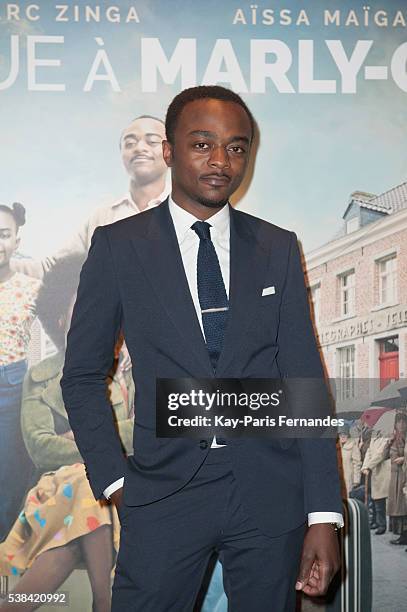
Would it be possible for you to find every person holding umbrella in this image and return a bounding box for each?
[338,423,362,497]
[361,417,392,535]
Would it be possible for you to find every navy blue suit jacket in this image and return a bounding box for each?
[61,198,342,537]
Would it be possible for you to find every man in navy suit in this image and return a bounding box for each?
[61,85,343,611]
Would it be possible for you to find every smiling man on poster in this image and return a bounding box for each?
[61,85,343,611]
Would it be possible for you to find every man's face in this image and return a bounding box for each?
[339,433,349,445]
[163,99,252,210]
[120,117,167,185]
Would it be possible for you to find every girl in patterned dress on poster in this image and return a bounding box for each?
[0,255,134,612]
[0,203,40,542]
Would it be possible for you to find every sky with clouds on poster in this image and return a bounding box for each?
[0,0,406,258]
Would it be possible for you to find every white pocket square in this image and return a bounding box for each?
[262,286,276,296]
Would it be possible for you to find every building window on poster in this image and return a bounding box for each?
[338,270,355,317]
[338,345,355,400]
[380,336,399,353]
[376,254,397,306]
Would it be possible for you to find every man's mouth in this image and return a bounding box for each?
[199,174,231,187]
[131,156,154,163]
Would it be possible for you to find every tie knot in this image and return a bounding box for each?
[191,220,212,241]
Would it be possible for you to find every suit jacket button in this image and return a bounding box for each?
[199,440,208,450]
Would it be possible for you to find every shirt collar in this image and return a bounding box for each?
[168,195,230,245]
[113,173,172,212]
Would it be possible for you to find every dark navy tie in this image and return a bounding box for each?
[192,220,228,445]
[191,220,229,372]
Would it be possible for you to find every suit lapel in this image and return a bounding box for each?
[131,200,269,378]
[215,205,269,376]
[131,199,213,375]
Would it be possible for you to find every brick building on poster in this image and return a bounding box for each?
[304,181,407,410]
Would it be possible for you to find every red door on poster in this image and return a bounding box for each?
[379,351,399,390]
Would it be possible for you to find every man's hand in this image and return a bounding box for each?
[295,524,341,596]
[110,487,124,513]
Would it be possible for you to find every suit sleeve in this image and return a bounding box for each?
[276,231,343,515]
[60,226,127,499]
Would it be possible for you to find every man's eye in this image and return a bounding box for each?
[194,142,209,150]
[229,146,245,154]
[147,139,162,146]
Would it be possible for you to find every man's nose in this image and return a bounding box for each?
[133,139,150,153]
[208,146,230,169]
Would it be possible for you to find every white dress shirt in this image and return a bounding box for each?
[103,197,344,528]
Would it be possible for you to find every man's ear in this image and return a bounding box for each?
[162,140,173,168]
[14,236,21,252]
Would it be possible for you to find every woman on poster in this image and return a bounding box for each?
[0,256,133,612]
[0,203,40,542]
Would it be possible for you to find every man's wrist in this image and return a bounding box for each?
[103,477,124,500]
[308,512,344,529]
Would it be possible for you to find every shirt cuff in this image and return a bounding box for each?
[103,477,124,500]
[308,512,344,528]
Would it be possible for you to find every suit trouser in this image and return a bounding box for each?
[112,445,307,612]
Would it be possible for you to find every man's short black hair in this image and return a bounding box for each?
[165,85,255,145]
[134,114,165,125]
[36,254,85,351]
